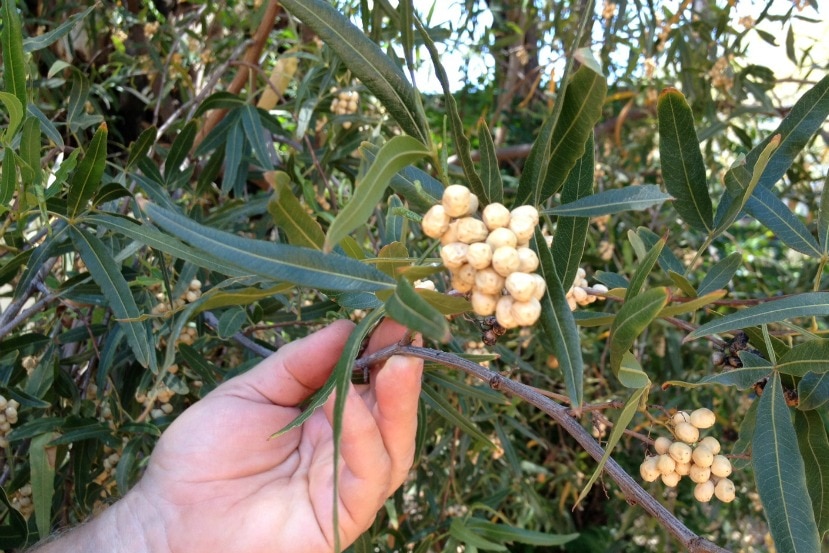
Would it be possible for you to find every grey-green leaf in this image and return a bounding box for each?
[798,373,829,411]
[698,252,742,296]
[745,186,821,257]
[384,278,450,343]
[68,123,108,217]
[819,173,829,253]
[2,1,27,108]
[776,340,829,377]
[478,120,503,204]
[30,432,56,541]
[609,287,669,378]
[545,185,672,217]
[625,235,665,300]
[793,409,829,537]
[267,172,325,249]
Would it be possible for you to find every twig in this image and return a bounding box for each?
[201,311,276,358]
[355,344,730,553]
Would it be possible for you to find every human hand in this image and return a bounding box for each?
[128,319,422,553]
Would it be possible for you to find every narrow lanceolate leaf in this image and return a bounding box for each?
[421,385,493,446]
[462,518,578,547]
[551,133,593,288]
[698,252,742,296]
[794,409,829,537]
[512,115,556,209]
[127,126,157,171]
[538,62,607,203]
[143,202,394,292]
[0,91,25,140]
[384,278,450,343]
[753,373,820,553]
[657,88,713,233]
[686,292,829,342]
[608,287,669,377]
[2,1,27,107]
[416,289,470,316]
[449,519,506,551]
[29,433,56,541]
[657,290,728,319]
[545,185,671,217]
[68,123,108,217]
[776,340,829,377]
[22,5,94,53]
[164,121,197,182]
[576,385,647,506]
[746,186,821,257]
[819,173,829,253]
[1,148,17,207]
[534,229,584,407]
[240,105,275,171]
[618,351,651,389]
[266,172,324,249]
[324,136,429,251]
[69,227,154,368]
[625,235,665,300]
[663,365,772,391]
[361,143,443,212]
[798,373,829,411]
[478,120,503,204]
[279,0,429,143]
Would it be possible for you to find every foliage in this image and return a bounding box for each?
[0,0,827,552]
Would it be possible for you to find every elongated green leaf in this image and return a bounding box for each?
[1,148,17,208]
[324,136,429,251]
[127,126,157,170]
[267,172,324,249]
[69,227,154,368]
[512,114,556,210]
[658,290,727,318]
[2,1,27,107]
[416,289,470,316]
[534,229,584,407]
[618,351,651,388]
[164,121,197,182]
[794,409,829,537]
[421,384,493,446]
[20,116,41,187]
[625,236,665,300]
[450,519,507,551]
[68,123,108,217]
[27,104,63,150]
[360,143,442,212]
[478,120,503,204]
[539,67,606,204]
[217,307,247,339]
[193,92,247,118]
[143,202,394,291]
[463,518,578,547]
[385,278,449,343]
[14,226,69,299]
[657,88,713,232]
[664,352,771,390]
[222,119,245,195]
[240,105,275,171]
[798,372,829,411]
[732,399,758,470]
[280,0,429,143]
[776,340,829,377]
[375,242,410,278]
[546,185,672,217]
[686,292,829,342]
[0,91,24,141]
[573,311,614,327]
[609,287,669,377]
[551,133,593,288]
[29,433,56,541]
[819,173,829,253]
[698,252,742,296]
[753,373,820,553]
[23,6,94,52]
[576,385,647,506]
[746,186,821,257]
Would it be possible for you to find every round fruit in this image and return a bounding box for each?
[510,298,541,327]
[486,228,518,250]
[466,242,493,270]
[656,454,676,476]
[505,272,537,303]
[675,461,691,476]
[470,291,498,316]
[454,264,476,287]
[442,185,472,218]
[654,436,673,455]
[668,442,692,464]
[510,205,539,226]
[661,472,681,487]
[531,274,547,300]
[690,408,716,429]
[491,246,520,277]
[474,268,505,295]
[692,445,714,468]
[456,217,489,244]
[495,296,518,329]
[509,215,536,243]
[714,478,736,502]
[710,455,732,478]
[674,421,700,444]
[694,480,715,503]
[440,242,469,270]
[672,411,690,425]
[450,274,473,294]
[516,247,539,273]
[699,436,721,455]
[422,205,450,238]
[689,463,711,484]
[482,203,511,230]
[640,456,660,482]
[466,193,479,216]
[440,220,459,245]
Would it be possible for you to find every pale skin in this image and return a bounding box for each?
[33,319,423,553]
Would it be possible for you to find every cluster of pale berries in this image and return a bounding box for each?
[0,394,21,448]
[136,380,177,421]
[330,89,359,129]
[151,279,203,315]
[94,446,122,489]
[565,268,608,312]
[640,408,736,503]
[422,185,545,329]
[11,484,33,518]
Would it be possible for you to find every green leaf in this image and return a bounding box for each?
[608,287,669,378]
[798,372,829,411]
[625,235,664,300]
[193,91,247,118]
[732,399,758,470]
[794,409,829,537]
[551,133,593,288]
[686,292,829,342]
[384,277,450,343]
[23,5,94,52]
[143,202,395,291]
[0,91,24,141]
[217,306,248,339]
[14,226,67,299]
[29,433,56,541]
[127,126,157,171]
[421,384,494,447]
[324,136,429,251]
[462,518,578,547]
[753,372,820,553]
[618,351,651,389]
[67,123,108,217]
[818,173,829,253]
[240,105,275,171]
[576,385,647,506]
[657,88,713,233]
[545,185,672,217]
[745,186,821,257]
[27,104,63,150]
[698,252,742,296]
[360,143,443,212]
[1,148,17,208]
[416,289,470,316]
[20,116,41,187]
[658,290,727,319]
[375,242,410,278]
[164,121,197,183]
[664,351,771,391]
[69,227,154,369]
[776,340,829,377]
[449,519,507,551]
[280,0,429,143]
[222,118,245,195]
[534,229,584,407]
[267,172,325,249]
[512,114,555,209]
[477,120,503,204]
[2,1,27,108]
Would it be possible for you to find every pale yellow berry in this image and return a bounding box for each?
[161,402,174,414]
[482,203,511,230]
[456,217,489,244]
[414,279,436,291]
[572,286,588,305]
[710,455,732,478]
[505,272,537,302]
[454,264,476,287]
[440,243,469,270]
[466,193,479,216]
[495,296,519,329]
[450,274,474,294]
[661,472,681,487]
[474,268,505,295]
[668,442,693,464]
[699,436,721,455]
[640,456,660,482]
[189,279,202,290]
[491,246,520,277]
[470,291,498,316]
[442,185,472,218]
[516,247,539,273]
[654,436,673,455]
[672,411,690,425]
[714,478,736,502]
[510,298,541,327]
[185,290,199,303]
[675,461,691,476]
[510,205,539,226]
[566,296,578,311]
[422,205,451,238]
[531,274,547,300]
[674,421,700,444]
[689,463,711,484]
[656,453,676,476]
[441,220,460,245]
[694,480,715,502]
[592,283,609,295]
[486,227,518,250]
[692,445,714,468]
[347,99,358,112]
[509,215,536,243]
[0,396,7,411]
[690,408,716,429]
[466,242,493,270]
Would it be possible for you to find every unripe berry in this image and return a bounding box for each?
[710,455,732,478]
[675,461,691,476]
[482,203,511,230]
[509,215,536,243]
[505,272,537,302]
[495,295,519,329]
[440,221,459,245]
[714,478,736,502]
[422,205,450,238]
[699,436,721,455]
[654,436,673,455]
[640,456,660,482]
[510,205,539,226]
[466,242,493,270]
[510,298,541,327]
[516,247,539,273]
[661,472,681,487]
[668,442,692,464]
[656,454,676,476]
[470,291,498,316]
[690,408,716,429]
[689,463,711,484]
[474,268,505,295]
[442,185,472,218]
[531,274,547,300]
[674,421,700,444]
[491,246,520,277]
[456,217,489,244]
[691,445,714,468]
[440,242,469,270]
[486,228,518,250]
[694,480,715,503]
